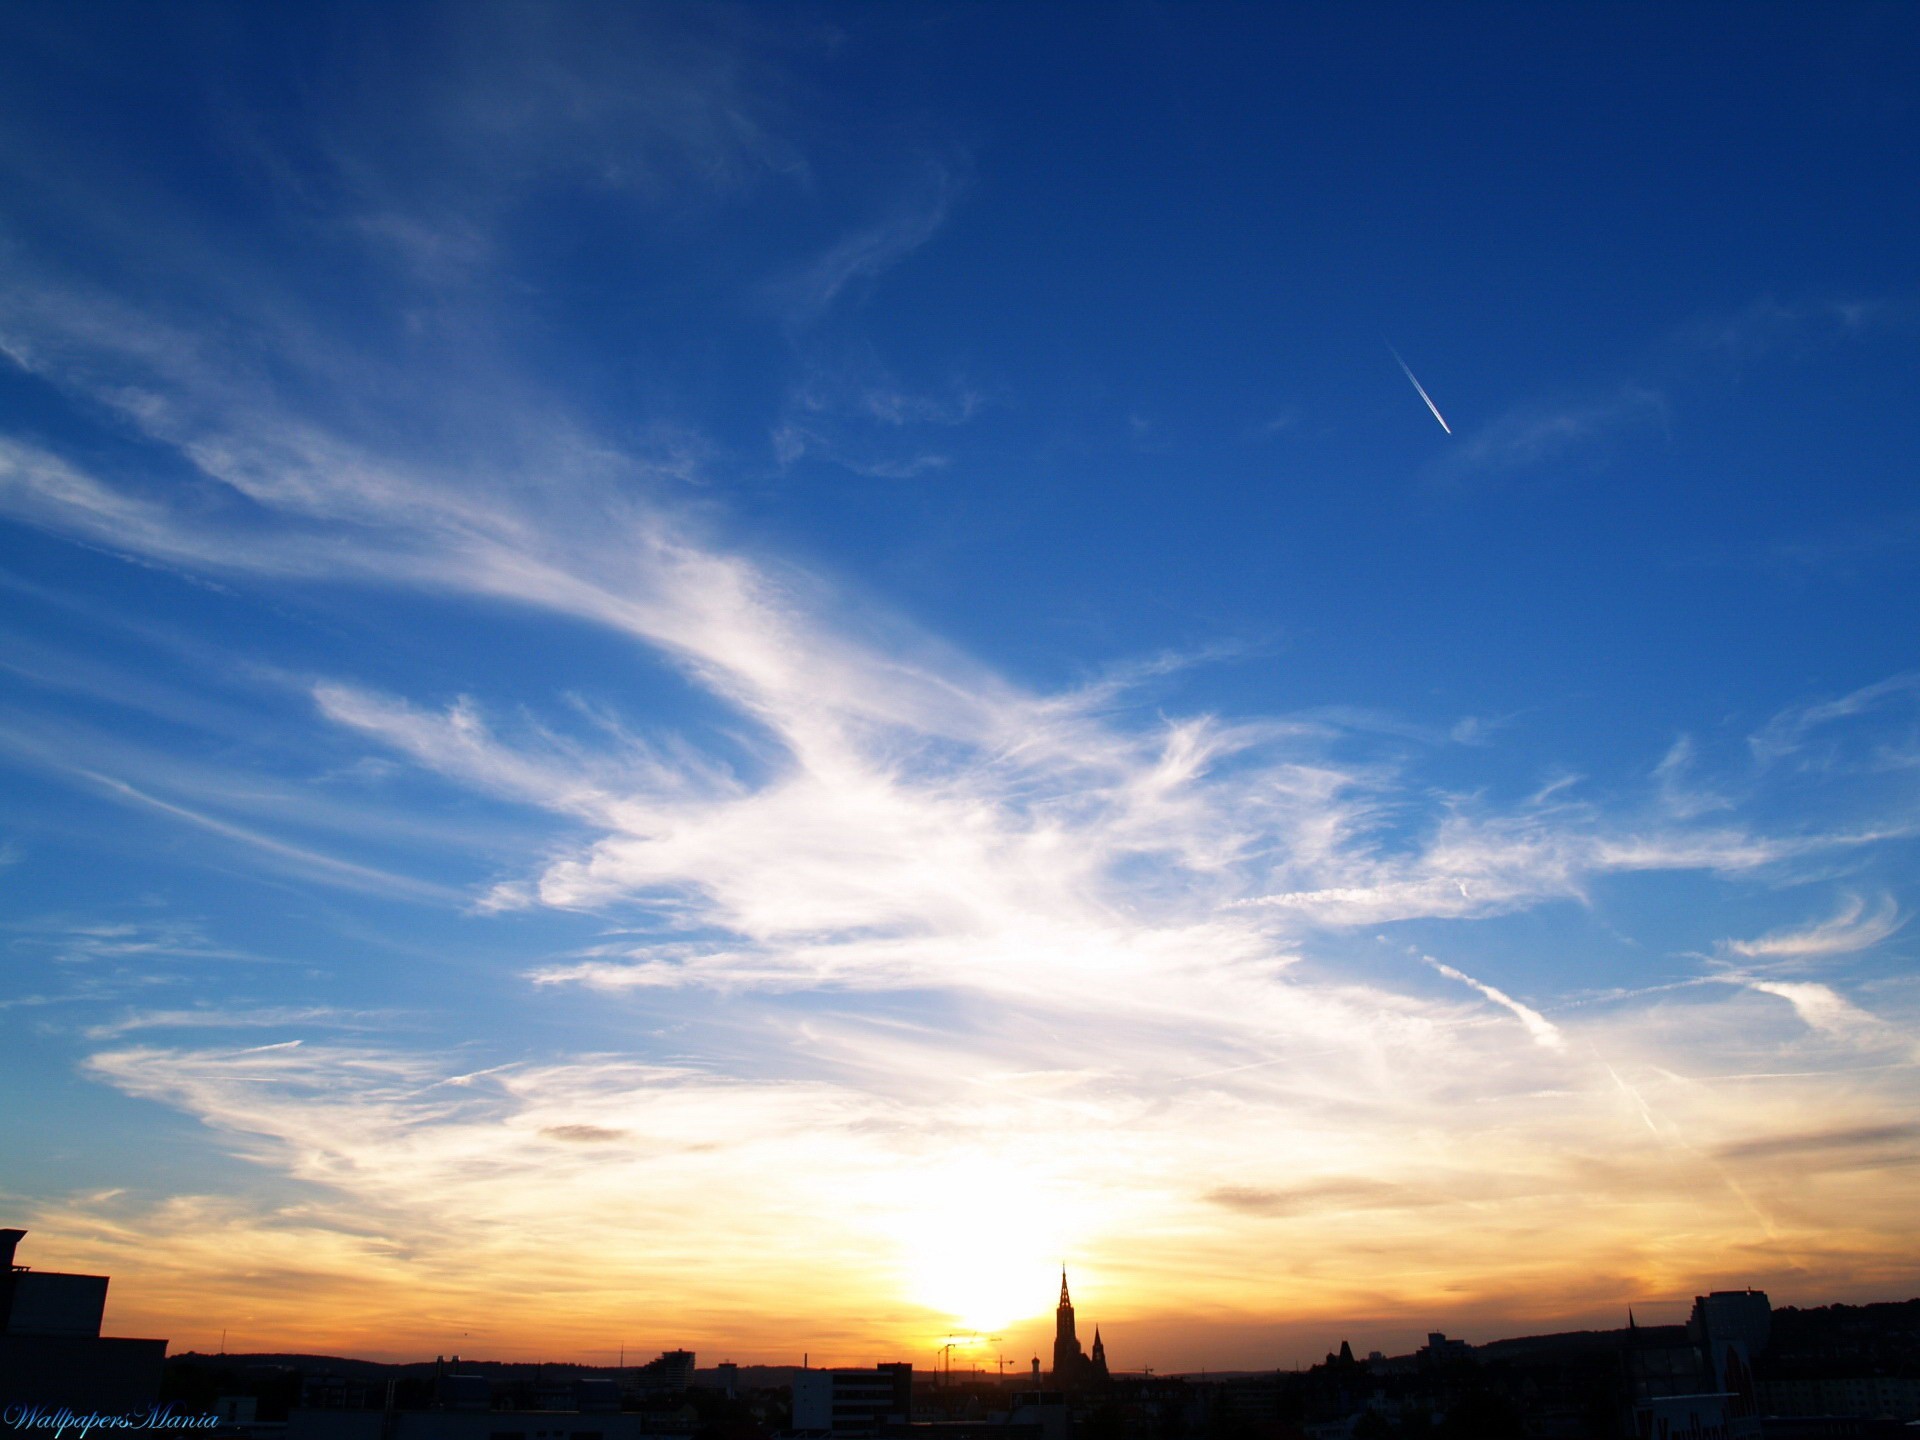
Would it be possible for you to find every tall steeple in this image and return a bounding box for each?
[1053,1268,1083,1383]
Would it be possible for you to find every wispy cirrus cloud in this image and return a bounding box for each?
[4,212,1920,1361]
[768,161,966,325]
[0,4,811,299]
[37,264,1774,992]
[0,285,1907,968]
[1749,673,1920,767]
[82,1005,390,1040]
[1652,735,1732,821]
[3,914,276,973]
[1725,894,1903,963]
[771,356,986,478]
[1433,383,1668,482]
[1674,293,1920,365]
[1433,289,1918,485]
[787,353,988,429]
[1230,804,1862,932]
[0,709,472,905]
[771,425,953,479]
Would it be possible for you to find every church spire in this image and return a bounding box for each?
[1059,1269,1072,1308]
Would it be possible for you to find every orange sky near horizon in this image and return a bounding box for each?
[26,1040,1920,1371]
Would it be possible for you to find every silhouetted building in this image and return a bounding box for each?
[291,1354,696,1440]
[1162,1287,1920,1439]
[632,1348,697,1397]
[1615,1290,1776,1438]
[1418,1332,1473,1365]
[1691,1289,1770,1416]
[791,1362,914,1436]
[1006,1392,1070,1440]
[1049,1272,1108,1389]
[434,1362,492,1412]
[0,1227,168,1409]
[1625,1299,1765,1440]
[1758,1375,1920,1420]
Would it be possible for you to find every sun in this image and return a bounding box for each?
[906,1242,1043,1336]
[881,1161,1075,1334]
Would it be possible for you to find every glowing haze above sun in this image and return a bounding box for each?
[2,2,1918,1370]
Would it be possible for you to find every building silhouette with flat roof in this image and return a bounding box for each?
[790,1361,914,1436]
[0,1227,168,1409]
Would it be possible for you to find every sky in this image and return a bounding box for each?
[1,0,1919,1373]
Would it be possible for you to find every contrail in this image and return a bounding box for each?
[1387,343,1452,434]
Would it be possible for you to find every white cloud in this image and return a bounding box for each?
[1425,957,1566,1051]
[11,359,1892,999]
[1726,894,1903,963]
[1740,979,1912,1057]
[5,243,1920,1357]
[2,271,1908,1022]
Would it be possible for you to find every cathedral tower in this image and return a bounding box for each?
[1052,1269,1084,1381]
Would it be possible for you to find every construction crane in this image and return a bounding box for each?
[979,1336,1003,1381]
[936,1333,1003,1387]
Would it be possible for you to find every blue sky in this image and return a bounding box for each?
[2,2,1919,1367]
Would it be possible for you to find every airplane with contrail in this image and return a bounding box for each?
[1388,343,1451,434]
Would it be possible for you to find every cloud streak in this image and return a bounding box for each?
[1426,957,1566,1051]
[1726,894,1903,963]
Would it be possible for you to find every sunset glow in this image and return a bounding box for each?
[2,2,1919,1375]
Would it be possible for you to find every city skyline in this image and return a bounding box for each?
[0,1237,1845,1384]
[2,2,1919,1372]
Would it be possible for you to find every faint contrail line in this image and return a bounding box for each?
[1387,343,1452,434]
